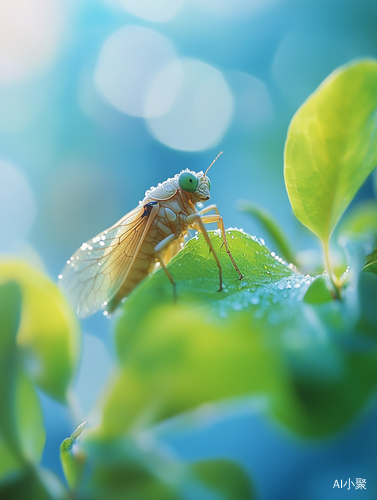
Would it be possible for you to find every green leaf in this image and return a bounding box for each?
[115,229,301,362]
[238,200,296,264]
[0,437,23,486]
[0,281,22,458]
[16,370,45,464]
[0,281,45,480]
[363,248,377,273]
[190,460,255,500]
[62,431,255,500]
[89,230,377,438]
[90,231,341,440]
[284,59,377,246]
[303,275,333,304]
[0,466,68,500]
[0,259,80,402]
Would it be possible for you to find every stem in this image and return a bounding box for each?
[323,239,342,300]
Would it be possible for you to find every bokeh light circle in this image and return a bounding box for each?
[0,160,37,249]
[146,59,234,151]
[0,0,64,83]
[94,26,177,117]
[105,0,186,23]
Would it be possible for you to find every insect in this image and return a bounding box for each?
[58,153,244,318]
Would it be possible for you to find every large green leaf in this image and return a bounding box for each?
[0,259,80,402]
[284,59,377,245]
[115,229,301,361]
[90,231,377,438]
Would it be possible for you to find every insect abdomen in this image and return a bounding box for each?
[107,239,157,312]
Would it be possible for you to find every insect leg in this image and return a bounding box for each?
[155,233,178,301]
[186,213,223,291]
[198,204,220,216]
[192,214,244,281]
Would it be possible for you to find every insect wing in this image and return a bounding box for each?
[59,205,149,317]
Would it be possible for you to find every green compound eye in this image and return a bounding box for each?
[207,177,211,190]
[179,171,198,193]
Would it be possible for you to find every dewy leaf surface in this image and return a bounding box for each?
[115,229,308,361]
[92,231,323,438]
[87,230,377,439]
[284,59,377,244]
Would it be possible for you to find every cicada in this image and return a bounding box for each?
[58,154,243,317]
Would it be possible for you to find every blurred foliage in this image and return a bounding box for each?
[0,260,80,402]
[0,266,79,498]
[237,200,297,265]
[364,248,377,274]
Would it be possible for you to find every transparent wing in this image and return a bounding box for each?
[58,205,151,318]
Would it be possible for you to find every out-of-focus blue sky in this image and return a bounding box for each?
[0,1,376,498]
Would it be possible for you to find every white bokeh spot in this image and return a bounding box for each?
[94,26,178,117]
[146,59,234,152]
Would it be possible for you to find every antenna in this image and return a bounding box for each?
[205,151,223,176]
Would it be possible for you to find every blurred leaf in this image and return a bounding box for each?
[357,271,377,329]
[97,310,289,438]
[0,259,80,402]
[0,438,23,486]
[0,465,68,500]
[16,369,45,464]
[0,281,22,455]
[285,59,377,246]
[338,200,377,243]
[71,437,181,500]
[191,460,255,500]
[303,275,333,304]
[0,281,45,480]
[63,432,255,500]
[363,248,377,273]
[238,200,296,264]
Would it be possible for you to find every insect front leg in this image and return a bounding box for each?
[189,213,244,282]
[186,213,224,292]
[154,233,178,301]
